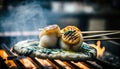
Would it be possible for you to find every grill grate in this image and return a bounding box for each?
[0,44,119,69]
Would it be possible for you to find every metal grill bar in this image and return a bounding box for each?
[85,61,102,69]
[63,61,80,69]
[13,59,26,69]
[66,61,82,69]
[95,58,119,69]
[29,57,44,69]
[1,44,14,55]
[47,59,65,69]
[1,44,26,69]
[1,44,119,69]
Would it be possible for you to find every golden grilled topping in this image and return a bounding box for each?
[39,25,61,37]
[61,26,82,45]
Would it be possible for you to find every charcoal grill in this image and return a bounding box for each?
[0,40,120,69]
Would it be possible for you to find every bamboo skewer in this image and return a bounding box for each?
[39,28,120,40]
[83,38,120,41]
[39,28,120,34]
[81,30,120,34]
[83,31,120,39]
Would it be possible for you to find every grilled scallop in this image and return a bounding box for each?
[60,26,83,51]
[39,25,61,48]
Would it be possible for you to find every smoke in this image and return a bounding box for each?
[0,1,49,47]
[1,2,48,31]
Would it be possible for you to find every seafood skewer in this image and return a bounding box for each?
[39,25,61,48]
[60,26,83,51]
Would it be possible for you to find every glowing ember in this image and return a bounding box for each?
[20,57,36,68]
[35,57,52,66]
[0,50,16,68]
[89,41,105,57]
[55,60,72,69]
[71,61,89,69]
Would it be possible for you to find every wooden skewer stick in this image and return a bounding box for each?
[83,31,120,39]
[81,30,120,34]
[39,28,120,39]
[83,38,120,41]
[39,28,120,34]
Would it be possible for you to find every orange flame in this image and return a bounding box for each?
[89,41,105,57]
[0,49,16,68]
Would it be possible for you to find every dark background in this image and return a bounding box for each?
[0,0,120,48]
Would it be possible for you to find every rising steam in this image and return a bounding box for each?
[0,1,48,47]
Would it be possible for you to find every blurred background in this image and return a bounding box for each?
[0,0,120,46]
